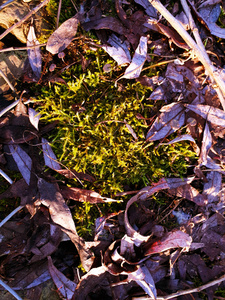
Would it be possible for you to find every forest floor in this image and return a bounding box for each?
[0,0,225,299]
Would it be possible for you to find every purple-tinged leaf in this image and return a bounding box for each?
[27,25,42,79]
[42,138,61,170]
[8,145,32,185]
[144,230,192,256]
[102,34,131,66]
[125,178,169,246]
[128,266,157,299]
[28,108,40,130]
[203,171,222,204]
[146,103,185,141]
[186,104,225,126]
[169,184,208,206]
[48,256,76,300]
[134,0,157,18]
[37,178,94,271]
[46,14,79,54]
[199,4,225,39]
[199,122,212,166]
[124,119,138,140]
[120,36,148,79]
[162,134,200,156]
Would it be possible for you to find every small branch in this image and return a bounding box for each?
[0,169,13,184]
[0,279,22,300]
[0,206,24,228]
[0,0,50,41]
[0,43,46,53]
[132,274,225,299]
[56,0,62,29]
[0,69,15,92]
[148,0,225,110]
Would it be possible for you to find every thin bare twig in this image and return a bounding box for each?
[0,278,22,300]
[0,43,46,53]
[0,169,13,184]
[56,0,62,29]
[0,0,50,41]
[0,206,24,228]
[132,274,225,299]
[0,69,15,92]
[148,0,225,110]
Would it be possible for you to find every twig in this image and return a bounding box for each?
[0,279,22,300]
[132,274,225,299]
[0,206,24,228]
[0,0,16,11]
[56,0,62,29]
[0,169,13,184]
[0,69,15,92]
[148,0,225,110]
[0,43,46,53]
[0,0,50,41]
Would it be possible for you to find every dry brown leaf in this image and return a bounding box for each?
[144,230,192,256]
[48,256,76,300]
[146,103,185,141]
[36,178,94,271]
[46,14,79,54]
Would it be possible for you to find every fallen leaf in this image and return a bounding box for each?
[28,108,41,130]
[46,14,79,54]
[42,138,61,170]
[146,103,185,141]
[102,34,131,66]
[169,184,208,206]
[60,185,119,203]
[27,25,42,79]
[144,230,192,256]
[134,0,157,18]
[199,122,212,166]
[8,144,32,185]
[48,256,76,300]
[199,3,225,39]
[203,171,222,204]
[37,178,94,271]
[157,23,190,50]
[127,266,157,299]
[162,134,200,156]
[186,104,225,126]
[120,36,148,79]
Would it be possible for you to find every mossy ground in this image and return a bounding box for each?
[30,39,196,237]
[1,0,197,238]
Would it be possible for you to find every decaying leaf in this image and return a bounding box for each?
[120,36,148,79]
[48,256,76,300]
[28,108,41,130]
[27,25,42,79]
[199,3,225,39]
[186,104,225,126]
[162,134,200,156]
[127,266,157,299]
[169,184,208,206]
[102,34,131,66]
[8,144,32,185]
[134,0,157,18]
[203,171,222,204]
[144,230,192,256]
[42,138,61,170]
[199,122,212,166]
[46,14,79,54]
[36,178,94,271]
[146,103,185,141]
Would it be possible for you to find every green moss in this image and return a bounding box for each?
[32,44,196,237]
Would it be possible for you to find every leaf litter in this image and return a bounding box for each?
[1,0,225,299]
